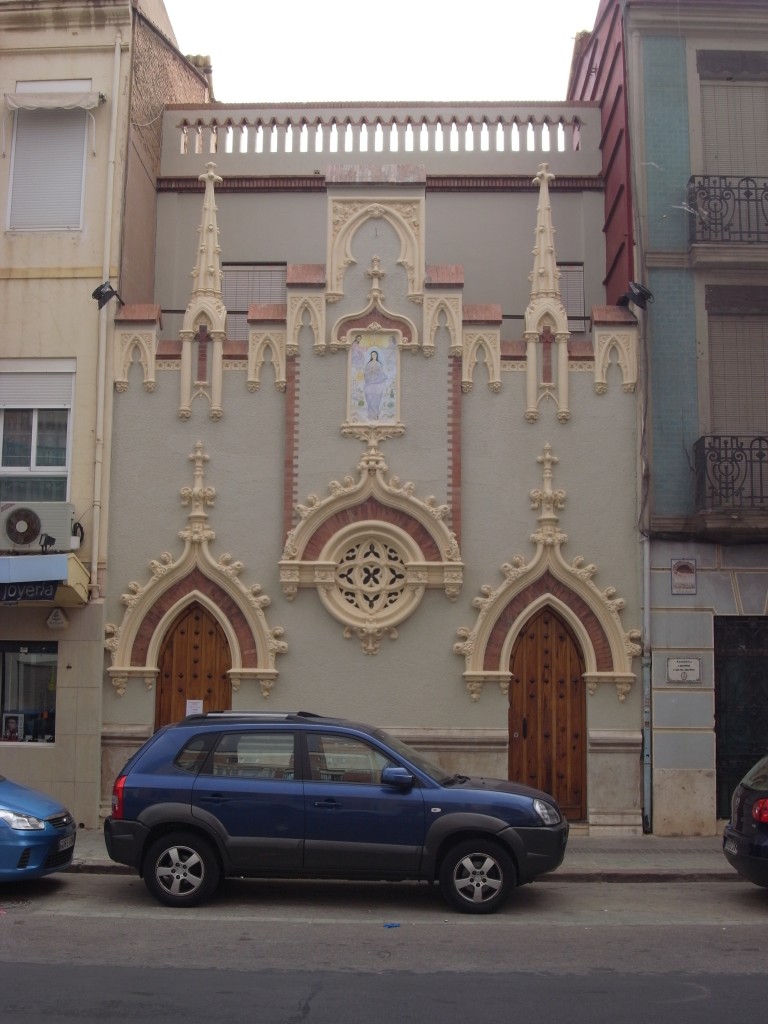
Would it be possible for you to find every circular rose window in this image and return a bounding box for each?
[336,538,406,614]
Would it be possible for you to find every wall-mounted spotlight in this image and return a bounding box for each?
[39,533,56,553]
[617,282,654,310]
[91,281,124,310]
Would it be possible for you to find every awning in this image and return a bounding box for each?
[3,92,102,155]
[0,553,90,606]
[4,91,101,111]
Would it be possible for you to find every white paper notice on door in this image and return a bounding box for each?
[186,699,204,716]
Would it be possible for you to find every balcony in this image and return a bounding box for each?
[693,435,768,541]
[687,176,768,268]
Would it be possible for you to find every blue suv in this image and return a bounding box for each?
[104,712,568,913]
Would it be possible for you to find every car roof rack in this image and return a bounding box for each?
[181,710,329,722]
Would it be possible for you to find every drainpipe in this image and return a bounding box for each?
[642,534,652,831]
[90,32,122,594]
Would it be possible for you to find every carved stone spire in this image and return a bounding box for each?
[528,163,563,303]
[181,162,227,337]
[192,162,223,300]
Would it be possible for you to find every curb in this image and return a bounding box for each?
[68,861,737,882]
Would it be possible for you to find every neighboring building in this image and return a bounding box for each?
[571,0,768,834]
[0,0,207,826]
[102,91,645,834]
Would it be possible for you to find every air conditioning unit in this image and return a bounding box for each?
[0,502,76,553]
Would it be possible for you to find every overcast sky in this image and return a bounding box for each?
[161,0,601,104]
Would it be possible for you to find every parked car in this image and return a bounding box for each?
[0,775,76,881]
[723,753,768,887]
[105,711,568,913]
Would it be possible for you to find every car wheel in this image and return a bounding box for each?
[439,839,516,914]
[143,832,221,908]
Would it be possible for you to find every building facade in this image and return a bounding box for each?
[101,94,644,834]
[572,0,768,834]
[0,0,207,825]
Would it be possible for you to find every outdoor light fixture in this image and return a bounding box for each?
[617,282,654,310]
[39,533,56,553]
[91,281,124,310]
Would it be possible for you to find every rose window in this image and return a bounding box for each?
[335,539,406,614]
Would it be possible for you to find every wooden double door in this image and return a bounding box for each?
[508,607,587,820]
[155,603,232,729]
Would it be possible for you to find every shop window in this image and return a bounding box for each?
[0,642,57,743]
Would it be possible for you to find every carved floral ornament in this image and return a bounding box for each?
[104,442,287,699]
[454,443,641,702]
[279,442,463,654]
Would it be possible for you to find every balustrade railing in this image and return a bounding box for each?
[687,176,768,244]
[160,103,601,177]
[694,435,768,510]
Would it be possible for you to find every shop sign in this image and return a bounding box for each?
[0,580,58,603]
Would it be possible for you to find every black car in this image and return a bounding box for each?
[723,753,768,887]
[104,711,568,913]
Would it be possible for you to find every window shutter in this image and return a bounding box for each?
[0,373,74,408]
[701,83,768,175]
[709,316,768,434]
[9,107,87,229]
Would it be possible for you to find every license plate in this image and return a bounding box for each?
[58,834,75,851]
[724,838,738,855]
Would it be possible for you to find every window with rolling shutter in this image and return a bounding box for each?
[7,80,91,231]
[708,315,768,434]
[700,82,768,175]
[221,264,287,340]
[0,365,74,501]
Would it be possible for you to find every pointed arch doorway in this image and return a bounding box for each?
[155,602,232,729]
[508,606,587,820]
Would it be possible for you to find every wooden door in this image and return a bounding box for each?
[155,602,232,729]
[508,607,586,820]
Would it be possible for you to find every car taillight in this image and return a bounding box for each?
[111,775,126,820]
[751,798,768,824]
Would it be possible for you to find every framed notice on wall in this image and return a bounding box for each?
[671,558,696,595]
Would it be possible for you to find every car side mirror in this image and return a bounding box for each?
[381,766,415,788]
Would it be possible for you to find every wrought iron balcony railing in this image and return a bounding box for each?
[687,176,768,244]
[695,435,768,511]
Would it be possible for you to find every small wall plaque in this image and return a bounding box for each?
[671,558,697,595]
[666,657,702,683]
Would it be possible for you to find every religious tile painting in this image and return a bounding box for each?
[347,333,399,424]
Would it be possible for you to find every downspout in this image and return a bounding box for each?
[622,0,653,832]
[91,32,122,594]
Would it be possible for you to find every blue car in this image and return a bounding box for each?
[105,711,568,913]
[0,775,76,881]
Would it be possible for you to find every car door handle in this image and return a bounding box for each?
[313,799,341,809]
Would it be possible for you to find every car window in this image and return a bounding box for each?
[206,731,296,780]
[174,733,217,774]
[307,732,395,785]
[742,755,768,789]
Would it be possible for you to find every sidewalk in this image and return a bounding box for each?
[69,828,734,881]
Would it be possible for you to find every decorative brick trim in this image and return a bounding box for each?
[482,570,613,673]
[284,356,300,539]
[448,358,462,543]
[303,498,441,561]
[130,568,259,668]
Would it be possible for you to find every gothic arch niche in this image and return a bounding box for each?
[105,443,287,702]
[280,443,463,654]
[454,445,640,702]
[327,197,425,303]
[454,444,643,833]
